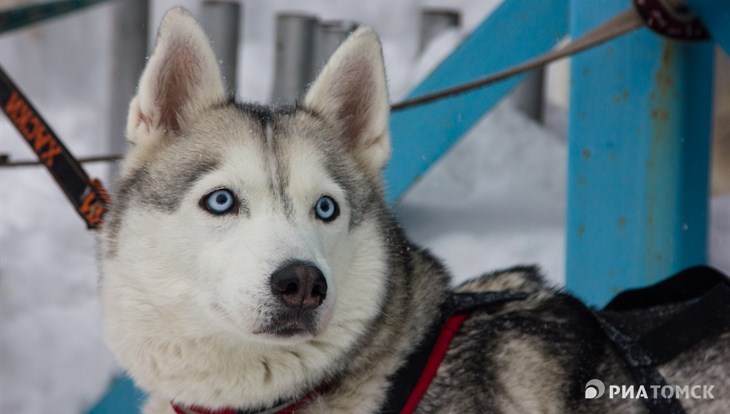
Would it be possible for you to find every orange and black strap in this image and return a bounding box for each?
[0,65,109,229]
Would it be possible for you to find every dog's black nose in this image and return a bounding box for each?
[270,262,327,310]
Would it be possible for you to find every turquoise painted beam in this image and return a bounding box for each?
[386,0,569,203]
[566,0,714,306]
[87,376,145,414]
[687,0,730,54]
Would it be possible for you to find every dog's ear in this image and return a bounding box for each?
[126,7,225,146]
[304,27,391,174]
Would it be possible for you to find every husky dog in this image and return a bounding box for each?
[100,7,728,414]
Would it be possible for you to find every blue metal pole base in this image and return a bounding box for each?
[87,376,146,414]
[566,0,714,306]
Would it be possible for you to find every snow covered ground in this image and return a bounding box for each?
[0,1,727,413]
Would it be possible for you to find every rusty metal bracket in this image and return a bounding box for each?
[633,0,710,41]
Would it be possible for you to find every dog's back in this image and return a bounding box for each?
[420,267,730,413]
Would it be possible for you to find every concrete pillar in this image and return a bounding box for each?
[419,8,460,53]
[271,13,318,103]
[108,0,149,178]
[312,20,358,75]
[512,68,545,123]
[201,0,241,93]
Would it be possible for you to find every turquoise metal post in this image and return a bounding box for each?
[386,0,568,203]
[87,376,145,414]
[566,0,714,306]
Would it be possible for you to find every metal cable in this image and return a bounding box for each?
[0,154,122,168]
[391,8,644,110]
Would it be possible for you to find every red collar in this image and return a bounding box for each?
[171,388,317,414]
[169,312,468,414]
[171,405,238,414]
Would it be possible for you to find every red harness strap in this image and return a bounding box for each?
[400,312,468,414]
[170,313,469,414]
[172,399,302,414]
[172,405,237,414]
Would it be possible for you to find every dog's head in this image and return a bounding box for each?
[100,7,393,398]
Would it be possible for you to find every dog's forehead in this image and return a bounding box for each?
[105,101,381,256]
[116,102,352,207]
[196,102,330,156]
[211,102,354,180]
[206,102,376,226]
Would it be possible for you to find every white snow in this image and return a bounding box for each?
[0,106,117,413]
[395,101,567,285]
[0,1,727,413]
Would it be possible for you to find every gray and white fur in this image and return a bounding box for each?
[99,7,729,413]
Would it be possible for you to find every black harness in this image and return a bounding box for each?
[592,266,730,414]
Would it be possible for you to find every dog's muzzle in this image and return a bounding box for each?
[259,261,328,338]
[270,261,327,310]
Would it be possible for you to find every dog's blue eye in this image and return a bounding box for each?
[314,195,338,222]
[203,189,236,215]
